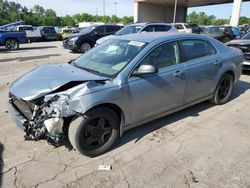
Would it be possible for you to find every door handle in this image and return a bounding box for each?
[214,60,222,66]
[173,70,183,77]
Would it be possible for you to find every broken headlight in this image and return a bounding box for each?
[44,94,75,117]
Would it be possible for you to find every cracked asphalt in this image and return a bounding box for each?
[0,42,250,188]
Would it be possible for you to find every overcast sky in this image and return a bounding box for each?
[15,0,250,19]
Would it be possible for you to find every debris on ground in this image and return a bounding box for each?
[185,170,199,188]
[98,165,112,171]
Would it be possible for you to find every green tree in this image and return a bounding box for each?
[32,5,44,16]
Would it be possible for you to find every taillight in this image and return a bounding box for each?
[41,31,45,36]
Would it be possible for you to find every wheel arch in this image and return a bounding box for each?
[78,38,95,47]
[85,103,125,137]
[223,70,235,83]
[4,38,20,44]
[66,102,126,137]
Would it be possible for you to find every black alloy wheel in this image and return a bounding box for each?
[211,73,233,105]
[68,107,120,157]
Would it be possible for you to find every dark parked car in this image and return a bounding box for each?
[63,24,122,53]
[9,33,243,157]
[37,26,58,41]
[226,32,250,70]
[202,26,240,43]
[189,23,202,34]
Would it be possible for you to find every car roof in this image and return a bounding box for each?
[131,22,174,27]
[116,32,209,43]
[95,24,121,27]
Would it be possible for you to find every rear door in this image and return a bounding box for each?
[128,41,186,123]
[179,39,221,103]
[106,26,121,35]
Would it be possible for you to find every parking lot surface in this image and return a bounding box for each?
[0,42,250,188]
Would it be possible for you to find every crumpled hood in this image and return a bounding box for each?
[226,39,250,46]
[9,64,107,100]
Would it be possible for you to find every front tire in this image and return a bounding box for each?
[80,42,91,53]
[68,107,120,157]
[210,73,234,105]
[5,39,19,50]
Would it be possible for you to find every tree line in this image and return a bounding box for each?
[0,0,133,26]
[187,11,250,26]
[1,0,250,27]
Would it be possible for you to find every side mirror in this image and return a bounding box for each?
[132,64,158,77]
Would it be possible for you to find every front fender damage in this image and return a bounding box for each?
[9,80,109,146]
[9,94,77,146]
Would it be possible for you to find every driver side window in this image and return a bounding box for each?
[141,41,180,69]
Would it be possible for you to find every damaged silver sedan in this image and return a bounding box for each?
[9,33,243,156]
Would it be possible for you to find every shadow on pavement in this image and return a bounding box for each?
[114,79,250,150]
[231,80,250,100]
[0,46,57,53]
[0,143,4,187]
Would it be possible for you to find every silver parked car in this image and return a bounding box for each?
[9,33,243,156]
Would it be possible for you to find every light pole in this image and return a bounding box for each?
[173,0,178,23]
[103,0,106,16]
[114,1,117,16]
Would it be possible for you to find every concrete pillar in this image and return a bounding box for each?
[134,1,186,23]
[134,2,139,23]
[230,0,242,26]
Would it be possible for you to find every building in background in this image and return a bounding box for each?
[134,0,249,26]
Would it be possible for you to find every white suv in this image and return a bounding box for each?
[173,23,192,33]
[96,22,178,45]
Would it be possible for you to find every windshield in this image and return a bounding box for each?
[115,25,143,36]
[242,32,250,40]
[80,26,95,34]
[73,39,147,77]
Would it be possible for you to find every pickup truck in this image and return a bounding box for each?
[0,31,28,50]
[14,25,42,41]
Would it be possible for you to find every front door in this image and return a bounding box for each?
[127,41,186,124]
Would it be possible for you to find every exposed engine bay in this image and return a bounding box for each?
[9,93,75,145]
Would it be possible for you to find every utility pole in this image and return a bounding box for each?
[114,1,117,16]
[103,0,106,16]
[16,0,21,21]
[173,0,178,23]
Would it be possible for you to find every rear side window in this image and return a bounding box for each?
[19,27,33,31]
[179,39,217,61]
[184,24,191,29]
[106,26,120,33]
[175,24,184,30]
[154,25,171,32]
[43,27,56,34]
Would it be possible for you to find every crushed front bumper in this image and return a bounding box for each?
[8,102,26,131]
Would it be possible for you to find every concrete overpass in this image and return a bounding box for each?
[134,0,249,26]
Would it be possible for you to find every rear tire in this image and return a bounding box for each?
[210,73,233,105]
[68,107,120,157]
[5,39,19,50]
